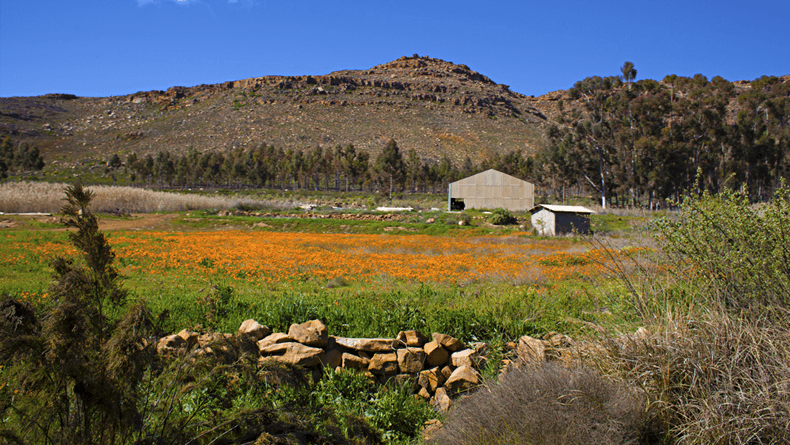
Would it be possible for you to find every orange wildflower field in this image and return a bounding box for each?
[3,230,623,286]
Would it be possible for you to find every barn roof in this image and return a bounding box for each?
[450,169,531,186]
[529,204,596,214]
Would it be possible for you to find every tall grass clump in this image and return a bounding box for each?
[594,184,790,444]
[0,181,287,213]
[430,362,653,445]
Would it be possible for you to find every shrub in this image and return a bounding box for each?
[594,184,790,444]
[656,185,790,319]
[489,208,517,225]
[430,362,652,445]
[0,182,158,444]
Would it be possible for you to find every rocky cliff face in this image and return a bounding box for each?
[0,55,554,166]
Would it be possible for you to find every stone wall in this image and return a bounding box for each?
[157,318,578,412]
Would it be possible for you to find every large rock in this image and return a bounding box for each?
[417,367,446,393]
[257,333,295,350]
[423,340,449,367]
[324,348,343,369]
[432,333,464,352]
[396,330,429,347]
[238,319,271,340]
[451,348,479,368]
[397,348,426,373]
[288,320,328,347]
[342,353,370,371]
[177,329,199,348]
[157,334,186,354]
[198,333,232,348]
[333,336,395,353]
[259,342,325,367]
[517,335,546,366]
[432,387,452,411]
[445,365,478,393]
[368,352,398,375]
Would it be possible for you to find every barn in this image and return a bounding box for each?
[530,204,595,236]
[448,169,534,212]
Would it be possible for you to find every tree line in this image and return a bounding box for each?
[540,65,789,208]
[115,140,536,197]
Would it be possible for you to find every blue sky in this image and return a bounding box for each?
[1,0,788,98]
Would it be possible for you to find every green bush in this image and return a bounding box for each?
[656,185,790,319]
[489,208,517,225]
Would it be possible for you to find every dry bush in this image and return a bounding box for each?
[595,308,790,445]
[430,362,652,445]
[0,181,289,213]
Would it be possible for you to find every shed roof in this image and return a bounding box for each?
[530,204,596,214]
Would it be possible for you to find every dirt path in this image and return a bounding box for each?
[98,213,178,231]
[0,213,179,231]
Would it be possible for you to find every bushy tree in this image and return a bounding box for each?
[0,182,157,444]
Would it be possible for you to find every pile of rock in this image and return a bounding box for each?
[156,318,589,412]
[157,318,489,411]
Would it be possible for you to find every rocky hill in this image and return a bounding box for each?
[0,55,563,167]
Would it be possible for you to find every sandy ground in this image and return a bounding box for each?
[0,213,178,231]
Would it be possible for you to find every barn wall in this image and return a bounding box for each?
[449,170,534,211]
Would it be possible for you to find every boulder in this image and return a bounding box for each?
[157,334,186,354]
[288,319,328,347]
[417,367,446,393]
[424,340,449,367]
[445,365,478,393]
[397,348,426,373]
[451,348,479,368]
[177,329,199,349]
[441,365,454,381]
[259,342,325,367]
[198,333,232,348]
[333,336,395,353]
[396,330,429,347]
[342,353,370,371]
[432,333,464,352]
[323,348,343,369]
[368,352,398,375]
[238,319,271,340]
[432,387,452,411]
[257,333,295,350]
[417,386,431,400]
[517,335,546,366]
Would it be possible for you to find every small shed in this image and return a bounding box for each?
[448,169,534,212]
[530,204,596,236]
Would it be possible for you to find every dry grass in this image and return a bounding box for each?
[0,181,289,213]
[430,362,652,445]
[594,307,790,445]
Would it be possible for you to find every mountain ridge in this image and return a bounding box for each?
[0,55,553,167]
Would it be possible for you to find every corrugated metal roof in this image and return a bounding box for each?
[531,204,596,214]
